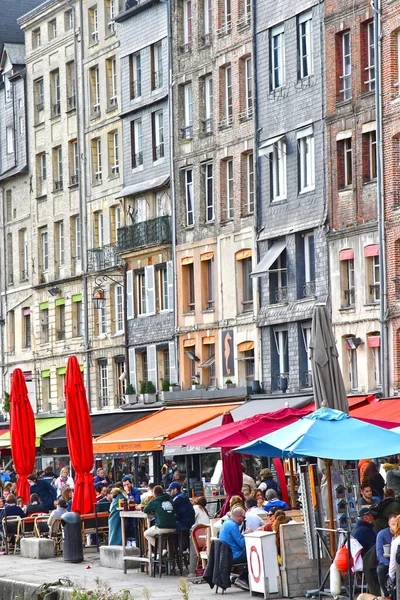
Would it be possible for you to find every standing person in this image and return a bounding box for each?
[362,462,385,501]
[389,515,400,586]
[258,468,279,497]
[94,468,111,487]
[360,483,375,506]
[358,459,371,482]
[376,513,397,596]
[383,458,400,496]
[27,474,57,512]
[108,484,125,546]
[142,485,177,550]
[54,467,74,497]
[352,508,377,556]
[241,465,256,498]
[161,464,172,489]
[167,482,195,530]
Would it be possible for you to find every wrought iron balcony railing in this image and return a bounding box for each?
[274,286,288,303]
[303,280,316,298]
[272,372,289,392]
[88,243,120,272]
[117,216,171,253]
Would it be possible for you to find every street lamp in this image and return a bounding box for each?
[92,287,105,310]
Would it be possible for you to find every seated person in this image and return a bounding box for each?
[360,483,377,506]
[48,498,68,526]
[141,482,155,505]
[0,494,25,520]
[193,497,210,526]
[143,485,177,550]
[25,493,48,516]
[352,508,377,556]
[122,476,141,504]
[244,498,266,531]
[260,508,287,532]
[264,489,289,512]
[27,474,57,512]
[98,487,113,505]
[376,513,397,596]
[167,482,195,531]
[219,506,249,591]
[93,468,111,488]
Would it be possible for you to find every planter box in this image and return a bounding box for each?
[124,394,138,405]
[225,383,236,389]
[191,385,205,391]
[144,393,157,404]
[169,385,181,392]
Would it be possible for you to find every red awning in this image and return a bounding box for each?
[351,399,400,428]
[339,249,354,261]
[364,245,379,257]
[368,336,380,347]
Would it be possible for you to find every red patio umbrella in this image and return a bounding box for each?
[219,412,245,517]
[65,356,96,514]
[9,369,36,503]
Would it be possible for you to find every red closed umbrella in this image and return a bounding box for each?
[9,369,36,503]
[65,356,96,514]
[219,412,245,517]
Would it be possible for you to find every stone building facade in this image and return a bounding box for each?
[171,0,258,392]
[325,0,381,393]
[255,1,328,394]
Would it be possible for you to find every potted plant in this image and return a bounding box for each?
[162,379,170,392]
[191,378,204,391]
[225,379,236,389]
[143,381,157,404]
[124,383,137,405]
[169,382,181,392]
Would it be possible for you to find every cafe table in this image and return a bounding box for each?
[120,510,151,574]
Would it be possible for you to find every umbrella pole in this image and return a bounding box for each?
[325,459,336,556]
[289,459,296,508]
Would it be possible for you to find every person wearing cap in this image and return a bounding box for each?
[264,489,289,512]
[93,468,111,488]
[121,476,141,504]
[351,508,377,556]
[167,482,195,531]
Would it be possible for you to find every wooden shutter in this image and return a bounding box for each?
[147,344,157,389]
[169,340,178,384]
[145,265,155,315]
[127,269,134,319]
[167,260,174,312]
[128,347,136,391]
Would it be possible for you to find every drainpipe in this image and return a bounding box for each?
[373,0,387,395]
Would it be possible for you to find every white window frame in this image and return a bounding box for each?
[246,153,254,213]
[301,325,312,374]
[298,11,313,79]
[347,346,358,390]
[183,84,193,137]
[185,169,194,226]
[136,272,147,315]
[372,345,381,388]
[344,138,352,187]
[372,254,380,302]
[93,137,102,182]
[226,159,234,219]
[6,127,14,154]
[158,266,169,311]
[365,21,375,91]
[273,329,289,375]
[58,221,65,266]
[304,232,315,284]
[245,57,252,112]
[183,0,192,46]
[154,42,163,88]
[298,132,315,192]
[41,229,49,272]
[154,110,164,159]
[133,119,143,167]
[369,130,377,180]
[99,362,108,406]
[340,31,352,100]
[110,57,117,105]
[133,52,141,97]
[223,0,231,28]
[270,139,287,201]
[22,229,29,279]
[271,24,285,90]
[112,131,119,173]
[224,66,232,123]
[96,210,104,248]
[115,284,124,333]
[204,162,214,222]
[75,215,81,260]
[204,75,213,129]
[91,7,99,42]
[204,0,212,35]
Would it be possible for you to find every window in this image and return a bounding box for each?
[182,0,192,52]
[270,248,287,303]
[49,19,57,40]
[204,163,214,222]
[245,153,254,214]
[269,138,287,201]
[338,138,352,188]
[224,159,234,220]
[108,131,119,175]
[298,11,313,78]
[72,296,83,337]
[365,247,380,303]
[74,215,81,261]
[6,190,11,222]
[37,152,47,196]
[371,254,380,302]
[185,169,194,226]
[39,228,49,274]
[131,119,143,167]
[19,229,29,281]
[239,0,251,28]
[245,350,255,384]
[242,257,253,312]
[240,57,252,121]
[218,0,231,35]
[110,204,121,243]
[65,10,73,31]
[50,69,61,117]
[4,75,11,102]
[271,24,285,90]
[55,221,65,271]
[302,232,316,297]
[272,329,289,390]
[203,0,212,42]
[298,131,315,192]
[41,373,50,411]
[91,137,102,183]
[94,210,104,248]
[202,256,215,309]
[203,75,213,134]
[53,146,63,190]
[130,52,141,98]
[300,323,312,387]
[115,358,126,405]
[6,233,13,285]
[367,334,381,389]
[8,311,15,353]
[56,303,66,340]
[363,130,377,182]
[19,115,24,136]
[34,78,44,123]
[221,65,232,127]
[106,57,118,108]
[182,83,193,139]
[69,139,79,185]
[23,309,31,349]
[364,21,375,91]
[157,265,169,311]
[89,66,100,116]
[40,307,49,343]
[89,6,99,42]
[114,285,123,333]
[202,343,216,387]
[99,361,109,407]
[136,198,148,222]
[152,111,164,160]
[152,42,163,89]
[32,28,41,48]
[66,61,76,110]
[341,255,355,307]
[105,0,117,34]
[345,339,358,390]
[6,127,14,154]
[338,31,351,100]
[183,263,195,311]
[97,302,106,335]
[136,272,147,315]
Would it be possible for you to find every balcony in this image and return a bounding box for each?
[274,286,288,303]
[342,288,355,308]
[272,372,289,392]
[88,243,120,272]
[302,280,316,298]
[118,216,171,253]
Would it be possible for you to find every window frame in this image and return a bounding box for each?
[185,168,194,226]
[204,162,214,222]
[298,133,315,193]
[271,24,285,90]
[270,139,287,201]
[298,11,313,79]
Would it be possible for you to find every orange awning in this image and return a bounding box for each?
[93,404,240,454]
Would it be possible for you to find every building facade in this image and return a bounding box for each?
[171,0,258,393]
[325,0,381,394]
[254,1,328,394]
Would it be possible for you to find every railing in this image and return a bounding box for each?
[99,395,109,409]
[369,283,380,302]
[275,286,288,303]
[237,12,251,29]
[153,71,163,89]
[303,280,316,298]
[155,144,165,159]
[67,94,76,110]
[180,41,192,54]
[272,372,289,392]
[54,180,63,191]
[303,370,313,388]
[134,151,143,167]
[36,102,44,112]
[52,102,61,117]
[201,33,212,47]
[20,269,28,281]
[88,243,120,271]
[56,329,65,341]
[202,118,212,135]
[180,125,193,140]
[118,216,171,253]
[239,106,253,122]
[217,21,232,36]
[218,115,233,130]
[343,288,355,307]
[70,173,79,186]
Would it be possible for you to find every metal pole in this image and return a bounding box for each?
[374,0,387,395]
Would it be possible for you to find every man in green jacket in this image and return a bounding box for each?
[143,485,177,549]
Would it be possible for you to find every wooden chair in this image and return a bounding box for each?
[191,525,210,576]
[22,513,47,538]
[34,515,50,538]
[49,518,63,555]
[2,517,22,554]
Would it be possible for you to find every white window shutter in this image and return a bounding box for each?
[167,260,174,312]
[147,344,157,390]
[128,347,136,391]
[145,265,155,315]
[127,269,134,320]
[169,340,178,384]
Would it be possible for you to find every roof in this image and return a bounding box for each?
[0,417,66,448]
[351,398,400,426]
[2,43,25,67]
[0,0,45,46]
[93,403,240,454]
[41,410,155,449]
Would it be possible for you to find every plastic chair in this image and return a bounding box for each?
[191,525,210,575]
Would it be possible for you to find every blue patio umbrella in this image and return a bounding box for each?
[233,407,400,460]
